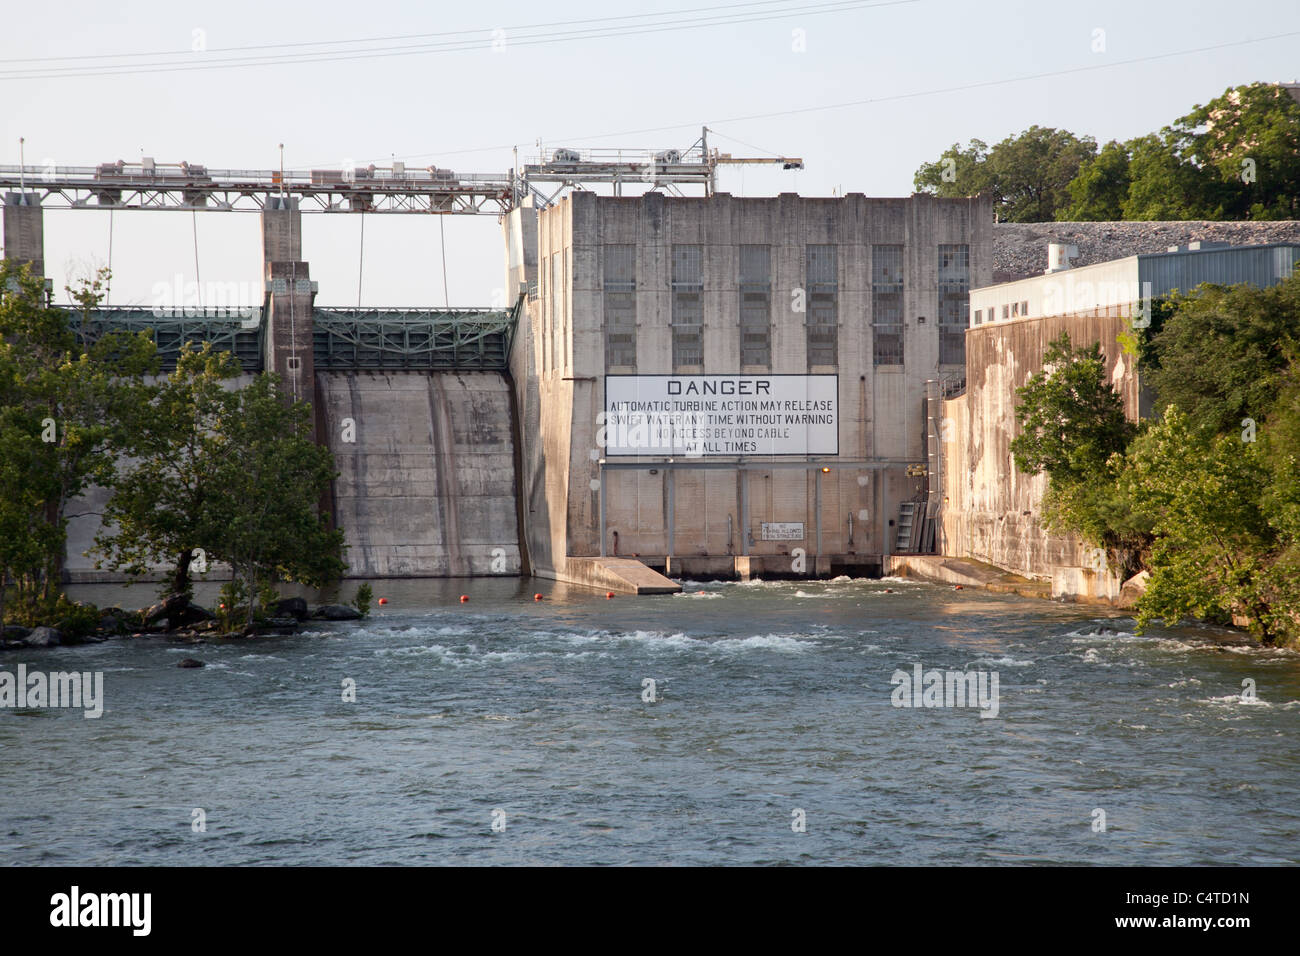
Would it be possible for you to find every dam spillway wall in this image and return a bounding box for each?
[61,369,523,583]
[316,370,522,578]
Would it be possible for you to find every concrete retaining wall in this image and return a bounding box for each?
[938,312,1137,599]
[317,370,522,577]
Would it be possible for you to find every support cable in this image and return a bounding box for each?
[106,208,113,305]
[439,215,450,308]
[192,210,202,310]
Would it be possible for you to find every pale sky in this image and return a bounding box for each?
[3,0,1298,309]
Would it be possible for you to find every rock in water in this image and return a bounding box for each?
[24,627,62,647]
[315,604,362,621]
[271,597,309,621]
[177,658,205,669]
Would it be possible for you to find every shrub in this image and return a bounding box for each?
[352,582,373,618]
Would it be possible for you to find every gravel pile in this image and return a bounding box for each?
[993,220,1300,281]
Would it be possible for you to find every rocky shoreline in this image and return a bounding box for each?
[1,593,365,654]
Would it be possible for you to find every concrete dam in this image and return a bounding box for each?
[59,305,528,584]
[317,370,522,578]
[22,174,1294,602]
[6,169,997,594]
[28,193,531,587]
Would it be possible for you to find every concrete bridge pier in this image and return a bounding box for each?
[262,197,318,438]
[3,191,45,278]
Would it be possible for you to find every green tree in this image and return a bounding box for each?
[93,343,244,596]
[1122,407,1291,643]
[1144,275,1300,435]
[914,138,996,202]
[1121,128,1228,221]
[1181,82,1300,220]
[198,373,346,629]
[352,581,373,617]
[1101,84,1300,221]
[0,407,61,624]
[915,126,1097,222]
[1256,355,1300,633]
[0,260,156,619]
[1060,140,1131,220]
[1011,332,1135,481]
[1010,332,1144,575]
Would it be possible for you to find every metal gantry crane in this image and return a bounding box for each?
[0,128,802,214]
[522,126,803,203]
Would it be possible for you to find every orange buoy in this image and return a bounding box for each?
[606,591,615,599]
[955,585,964,591]
[460,595,469,603]
[534,593,543,601]
[377,597,388,605]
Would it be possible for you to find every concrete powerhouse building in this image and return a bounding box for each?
[504,191,992,586]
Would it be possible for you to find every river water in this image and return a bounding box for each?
[2,576,1297,865]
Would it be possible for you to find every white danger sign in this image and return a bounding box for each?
[603,375,838,456]
[761,522,805,541]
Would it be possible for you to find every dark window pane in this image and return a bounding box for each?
[872,245,905,366]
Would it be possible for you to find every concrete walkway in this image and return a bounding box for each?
[560,558,682,595]
[885,555,1052,600]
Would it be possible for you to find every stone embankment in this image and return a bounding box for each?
[993,220,1300,281]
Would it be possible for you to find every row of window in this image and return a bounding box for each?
[601,243,970,369]
[972,299,1031,325]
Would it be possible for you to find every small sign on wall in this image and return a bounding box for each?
[761,522,805,541]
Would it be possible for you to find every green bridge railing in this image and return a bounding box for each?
[76,307,265,371]
[312,298,518,371]
[72,296,521,373]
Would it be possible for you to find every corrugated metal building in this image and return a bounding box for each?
[971,241,1300,325]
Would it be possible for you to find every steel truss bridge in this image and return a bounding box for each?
[73,299,519,372]
[76,307,266,370]
[0,163,520,215]
[0,131,799,214]
[312,302,518,370]
[6,132,793,371]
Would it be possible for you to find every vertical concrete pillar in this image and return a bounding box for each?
[814,467,822,557]
[262,195,302,263]
[666,467,675,559]
[3,192,45,278]
[261,197,317,439]
[599,465,607,557]
[740,469,750,556]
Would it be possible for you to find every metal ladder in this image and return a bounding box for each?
[896,502,917,551]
